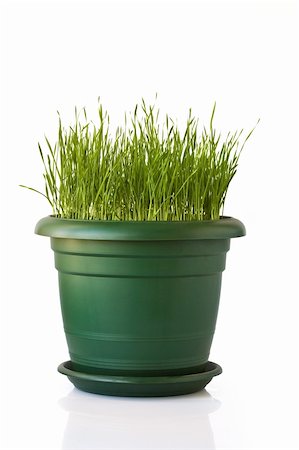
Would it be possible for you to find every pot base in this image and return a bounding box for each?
[58,361,222,397]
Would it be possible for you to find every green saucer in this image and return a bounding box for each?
[58,361,222,397]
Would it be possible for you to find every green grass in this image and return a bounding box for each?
[21,100,256,221]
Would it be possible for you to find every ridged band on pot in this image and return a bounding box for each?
[35,217,245,379]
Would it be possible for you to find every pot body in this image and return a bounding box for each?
[52,237,229,376]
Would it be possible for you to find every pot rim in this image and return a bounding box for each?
[35,215,246,240]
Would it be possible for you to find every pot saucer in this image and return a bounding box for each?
[58,361,222,397]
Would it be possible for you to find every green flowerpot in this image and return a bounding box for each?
[35,216,245,396]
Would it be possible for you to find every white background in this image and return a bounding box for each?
[1,1,299,449]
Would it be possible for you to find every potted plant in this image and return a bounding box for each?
[22,100,255,397]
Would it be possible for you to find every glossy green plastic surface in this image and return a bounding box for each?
[58,361,222,397]
[35,216,246,240]
[36,216,245,396]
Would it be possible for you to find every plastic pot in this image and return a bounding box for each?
[35,216,245,396]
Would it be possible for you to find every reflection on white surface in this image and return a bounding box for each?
[59,388,221,450]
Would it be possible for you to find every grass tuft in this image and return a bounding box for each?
[21,100,257,221]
